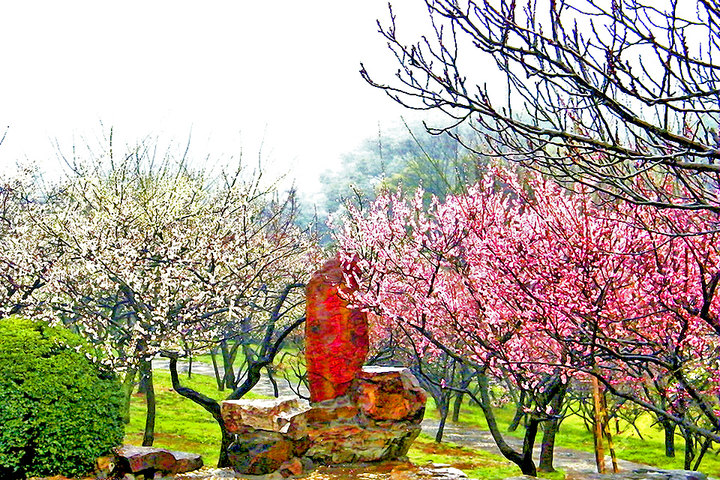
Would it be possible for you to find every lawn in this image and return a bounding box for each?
[125,366,720,478]
[435,397,720,477]
[124,368,538,478]
[125,369,266,466]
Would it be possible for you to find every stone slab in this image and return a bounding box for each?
[222,397,309,435]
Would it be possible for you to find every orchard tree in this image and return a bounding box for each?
[337,166,720,475]
[33,139,319,455]
[336,180,570,475]
[362,0,720,211]
[0,170,55,319]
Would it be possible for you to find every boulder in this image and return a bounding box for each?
[306,257,369,403]
[221,397,308,438]
[355,366,427,421]
[169,449,205,474]
[305,418,421,463]
[304,367,426,464]
[112,445,203,477]
[227,430,311,475]
[279,457,305,477]
[222,397,312,475]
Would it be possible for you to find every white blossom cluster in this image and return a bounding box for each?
[0,155,320,373]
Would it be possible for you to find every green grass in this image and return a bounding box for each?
[124,367,540,478]
[126,369,267,467]
[434,398,720,477]
[127,366,720,478]
[408,433,566,480]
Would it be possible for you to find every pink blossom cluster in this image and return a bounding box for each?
[337,165,720,427]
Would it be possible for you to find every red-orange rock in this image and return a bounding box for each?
[306,258,369,403]
[279,457,304,477]
[355,367,427,422]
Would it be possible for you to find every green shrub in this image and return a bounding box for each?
[0,317,124,478]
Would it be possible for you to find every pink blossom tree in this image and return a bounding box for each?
[337,165,720,475]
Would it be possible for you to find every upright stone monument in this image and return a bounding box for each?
[305,257,369,402]
[303,256,427,464]
[221,256,427,475]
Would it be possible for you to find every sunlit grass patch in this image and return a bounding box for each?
[126,369,268,467]
[408,433,564,480]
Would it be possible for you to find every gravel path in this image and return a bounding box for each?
[152,359,710,477]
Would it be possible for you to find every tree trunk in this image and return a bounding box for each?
[266,366,279,398]
[508,390,527,432]
[662,420,676,457]
[221,340,236,389]
[218,426,234,467]
[436,397,450,443]
[521,418,540,477]
[167,356,229,466]
[683,428,695,470]
[210,348,224,391]
[476,372,537,476]
[693,437,712,471]
[138,359,151,394]
[538,383,568,473]
[451,392,464,422]
[451,364,473,422]
[140,360,155,446]
[120,367,137,424]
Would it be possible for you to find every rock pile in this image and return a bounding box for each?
[220,367,427,475]
[219,257,428,476]
[304,366,426,464]
[222,397,311,476]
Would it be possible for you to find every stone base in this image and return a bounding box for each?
[220,366,427,475]
[304,366,426,464]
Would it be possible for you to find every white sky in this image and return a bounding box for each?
[0,1,431,194]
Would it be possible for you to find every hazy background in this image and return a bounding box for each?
[0,0,433,194]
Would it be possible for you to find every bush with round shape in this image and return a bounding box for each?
[0,317,124,478]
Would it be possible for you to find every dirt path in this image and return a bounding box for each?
[421,419,652,475]
[152,359,706,477]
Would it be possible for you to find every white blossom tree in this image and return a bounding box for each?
[30,139,319,452]
[0,170,55,319]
